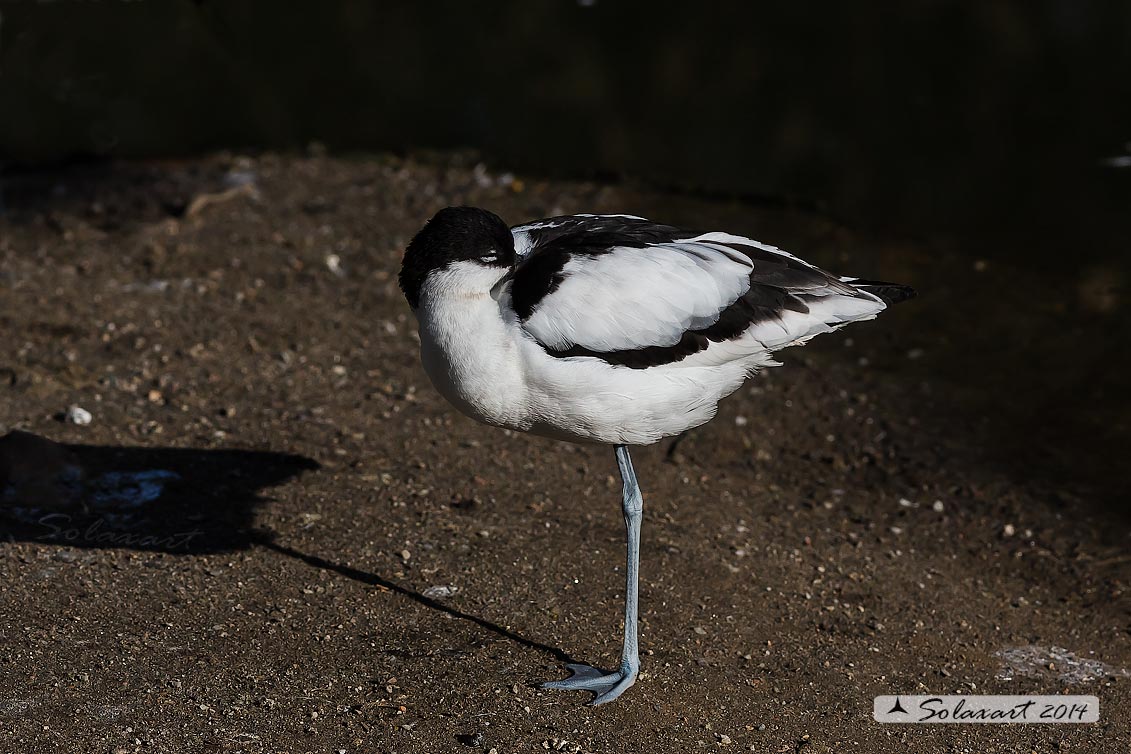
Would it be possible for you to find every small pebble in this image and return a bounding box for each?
[932,500,944,512]
[65,405,92,425]
[456,732,484,747]
[1002,523,1016,537]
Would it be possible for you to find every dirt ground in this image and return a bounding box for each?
[1,152,1127,753]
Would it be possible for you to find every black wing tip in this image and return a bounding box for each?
[850,279,917,306]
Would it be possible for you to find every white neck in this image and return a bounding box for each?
[415,261,527,428]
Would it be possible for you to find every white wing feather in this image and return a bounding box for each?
[521,243,754,351]
[512,220,888,367]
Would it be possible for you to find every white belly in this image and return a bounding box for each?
[518,337,762,445]
[418,329,523,429]
[413,265,771,446]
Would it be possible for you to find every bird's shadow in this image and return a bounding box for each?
[252,534,579,668]
[0,440,319,553]
[0,436,577,667]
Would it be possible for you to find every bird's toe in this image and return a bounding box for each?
[539,663,637,704]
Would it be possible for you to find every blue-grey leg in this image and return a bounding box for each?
[541,444,642,705]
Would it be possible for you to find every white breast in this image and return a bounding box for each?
[416,262,529,430]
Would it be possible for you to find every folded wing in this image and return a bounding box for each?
[509,215,894,369]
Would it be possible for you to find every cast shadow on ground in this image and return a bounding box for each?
[0,440,319,553]
[253,533,578,667]
[0,436,574,666]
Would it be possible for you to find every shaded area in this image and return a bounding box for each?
[1,1,1129,238]
[0,158,230,223]
[255,534,578,667]
[1,439,319,553]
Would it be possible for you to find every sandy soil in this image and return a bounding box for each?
[0,152,1127,753]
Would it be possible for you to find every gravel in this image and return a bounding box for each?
[0,152,1125,753]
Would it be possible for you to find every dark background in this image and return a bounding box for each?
[2,0,1130,241]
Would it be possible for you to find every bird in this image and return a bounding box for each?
[398,206,914,704]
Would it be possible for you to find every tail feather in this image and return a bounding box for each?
[840,277,917,306]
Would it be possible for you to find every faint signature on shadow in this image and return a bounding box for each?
[33,513,204,550]
[5,467,204,550]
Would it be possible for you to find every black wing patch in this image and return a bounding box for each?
[843,278,917,305]
[516,215,686,250]
[511,216,687,320]
[511,248,571,320]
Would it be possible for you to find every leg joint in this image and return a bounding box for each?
[621,486,643,515]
